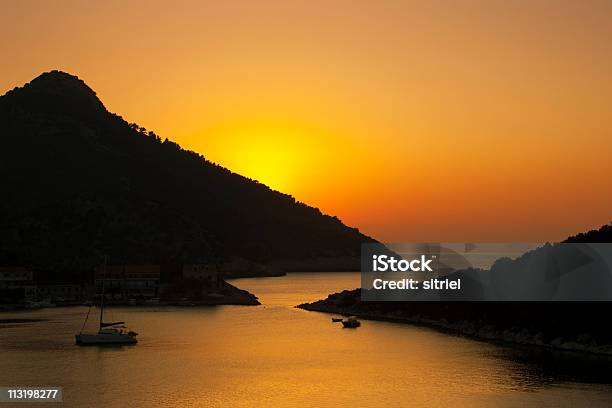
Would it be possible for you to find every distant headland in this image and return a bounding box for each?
[299,223,612,355]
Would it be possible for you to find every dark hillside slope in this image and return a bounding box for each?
[0,71,375,272]
[299,223,612,354]
[564,223,612,243]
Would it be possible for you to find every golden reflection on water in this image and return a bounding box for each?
[1,273,611,407]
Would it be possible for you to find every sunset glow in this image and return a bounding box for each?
[2,0,611,242]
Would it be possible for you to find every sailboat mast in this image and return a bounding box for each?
[100,256,107,329]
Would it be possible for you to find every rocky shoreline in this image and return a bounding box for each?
[297,289,612,356]
[1,282,259,311]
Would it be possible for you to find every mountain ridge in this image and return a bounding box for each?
[2,70,106,122]
[0,70,376,274]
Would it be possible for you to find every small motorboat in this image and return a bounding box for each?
[331,317,343,323]
[341,317,361,328]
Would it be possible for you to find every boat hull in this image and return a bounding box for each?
[75,333,138,345]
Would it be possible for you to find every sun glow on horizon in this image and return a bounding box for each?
[211,129,306,192]
[2,0,612,242]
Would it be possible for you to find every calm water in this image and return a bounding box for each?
[2,273,612,407]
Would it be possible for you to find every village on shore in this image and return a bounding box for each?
[0,262,260,310]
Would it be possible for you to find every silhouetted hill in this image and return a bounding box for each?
[0,71,375,274]
[564,223,612,243]
[299,223,612,354]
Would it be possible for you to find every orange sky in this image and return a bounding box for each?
[2,0,612,242]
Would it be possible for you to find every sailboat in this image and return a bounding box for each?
[75,260,138,345]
